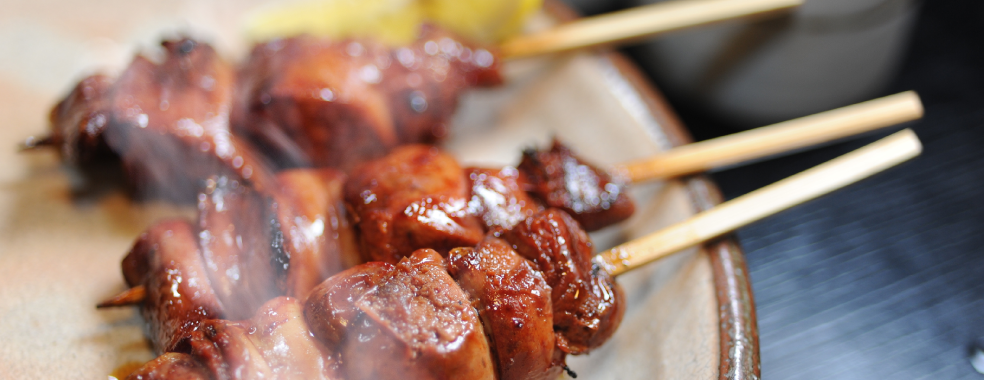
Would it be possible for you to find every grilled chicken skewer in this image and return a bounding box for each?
[23,0,909,202]
[110,130,920,380]
[38,38,275,200]
[117,210,617,380]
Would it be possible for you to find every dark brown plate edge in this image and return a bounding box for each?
[541,1,761,379]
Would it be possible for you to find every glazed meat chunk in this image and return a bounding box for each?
[518,140,635,231]
[191,297,340,380]
[234,26,501,170]
[48,38,272,200]
[197,176,280,320]
[125,353,212,380]
[270,169,359,297]
[448,238,564,380]
[501,209,626,354]
[121,219,225,353]
[303,262,394,347]
[465,166,543,234]
[305,249,495,380]
[344,145,483,263]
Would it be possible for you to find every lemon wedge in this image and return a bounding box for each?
[243,0,543,45]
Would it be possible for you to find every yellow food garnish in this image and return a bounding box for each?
[243,0,542,45]
[421,0,542,43]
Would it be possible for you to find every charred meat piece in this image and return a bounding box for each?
[270,169,359,297]
[47,38,272,200]
[306,249,496,380]
[518,140,635,231]
[197,176,279,320]
[501,209,626,355]
[234,26,502,170]
[191,297,340,380]
[465,167,543,234]
[121,219,225,353]
[125,353,212,380]
[344,145,483,263]
[448,238,564,380]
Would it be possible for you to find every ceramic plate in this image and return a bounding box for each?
[0,1,757,378]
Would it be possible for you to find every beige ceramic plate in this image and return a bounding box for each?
[0,1,757,379]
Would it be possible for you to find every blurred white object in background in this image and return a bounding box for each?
[630,0,919,128]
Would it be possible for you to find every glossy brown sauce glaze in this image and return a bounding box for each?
[501,209,626,355]
[449,238,565,380]
[270,169,360,297]
[197,176,279,320]
[125,353,212,380]
[465,167,544,234]
[234,26,502,170]
[517,140,635,231]
[344,145,484,263]
[187,297,340,380]
[48,38,272,200]
[305,249,495,380]
[121,219,226,354]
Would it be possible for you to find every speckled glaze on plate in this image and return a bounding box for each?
[0,0,758,378]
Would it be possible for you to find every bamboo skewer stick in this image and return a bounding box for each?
[96,286,147,308]
[499,0,802,59]
[599,129,922,277]
[618,91,924,183]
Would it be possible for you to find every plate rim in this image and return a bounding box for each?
[541,1,761,379]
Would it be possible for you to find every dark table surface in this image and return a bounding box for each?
[562,0,984,378]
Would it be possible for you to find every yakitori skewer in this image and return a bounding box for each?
[518,91,923,230]
[26,0,805,201]
[115,129,921,380]
[500,0,802,59]
[100,123,924,313]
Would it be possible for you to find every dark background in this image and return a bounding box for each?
[560,0,984,378]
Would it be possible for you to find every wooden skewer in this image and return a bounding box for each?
[96,286,147,308]
[598,129,922,277]
[618,91,924,183]
[499,0,802,59]
[18,135,54,152]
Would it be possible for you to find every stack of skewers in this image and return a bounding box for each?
[20,0,927,379]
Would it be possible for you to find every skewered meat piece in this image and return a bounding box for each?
[119,208,624,379]
[517,140,635,231]
[197,169,358,320]
[121,219,225,353]
[270,169,359,296]
[303,262,394,348]
[305,249,496,380]
[188,297,340,380]
[197,176,279,320]
[465,167,544,234]
[345,142,634,265]
[344,145,484,263]
[47,38,272,200]
[126,353,212,380]
[448,238,564,380]
[501,209,625,355]
[116,169,356,355]
[233,26,502,170]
